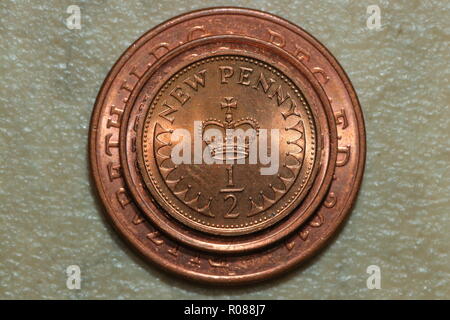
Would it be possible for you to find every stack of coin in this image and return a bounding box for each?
[89,7,366,284]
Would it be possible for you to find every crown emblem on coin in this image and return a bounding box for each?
[201,97,260,161]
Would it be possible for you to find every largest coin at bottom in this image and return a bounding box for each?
[89,7,366,284]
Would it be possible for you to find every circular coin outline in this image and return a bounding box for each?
[120,35,337,252]
[89,7,366,284]
[140,53,320,236]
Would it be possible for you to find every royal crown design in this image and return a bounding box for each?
[201,97,260,161]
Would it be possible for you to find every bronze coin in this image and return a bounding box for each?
[89,7,365,284]
[120,36,337,254]
[140,54,320,236]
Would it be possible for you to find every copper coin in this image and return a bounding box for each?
[89,7,365,284]
[140,54,321,236]
[120,36,337,254]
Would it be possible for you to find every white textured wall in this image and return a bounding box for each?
[0,0,449,299]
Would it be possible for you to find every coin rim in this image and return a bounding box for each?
[89,7,366,284]
[140,53,319,235]
[119,35,338,252]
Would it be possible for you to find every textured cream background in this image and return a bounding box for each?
[0,0,449,299]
